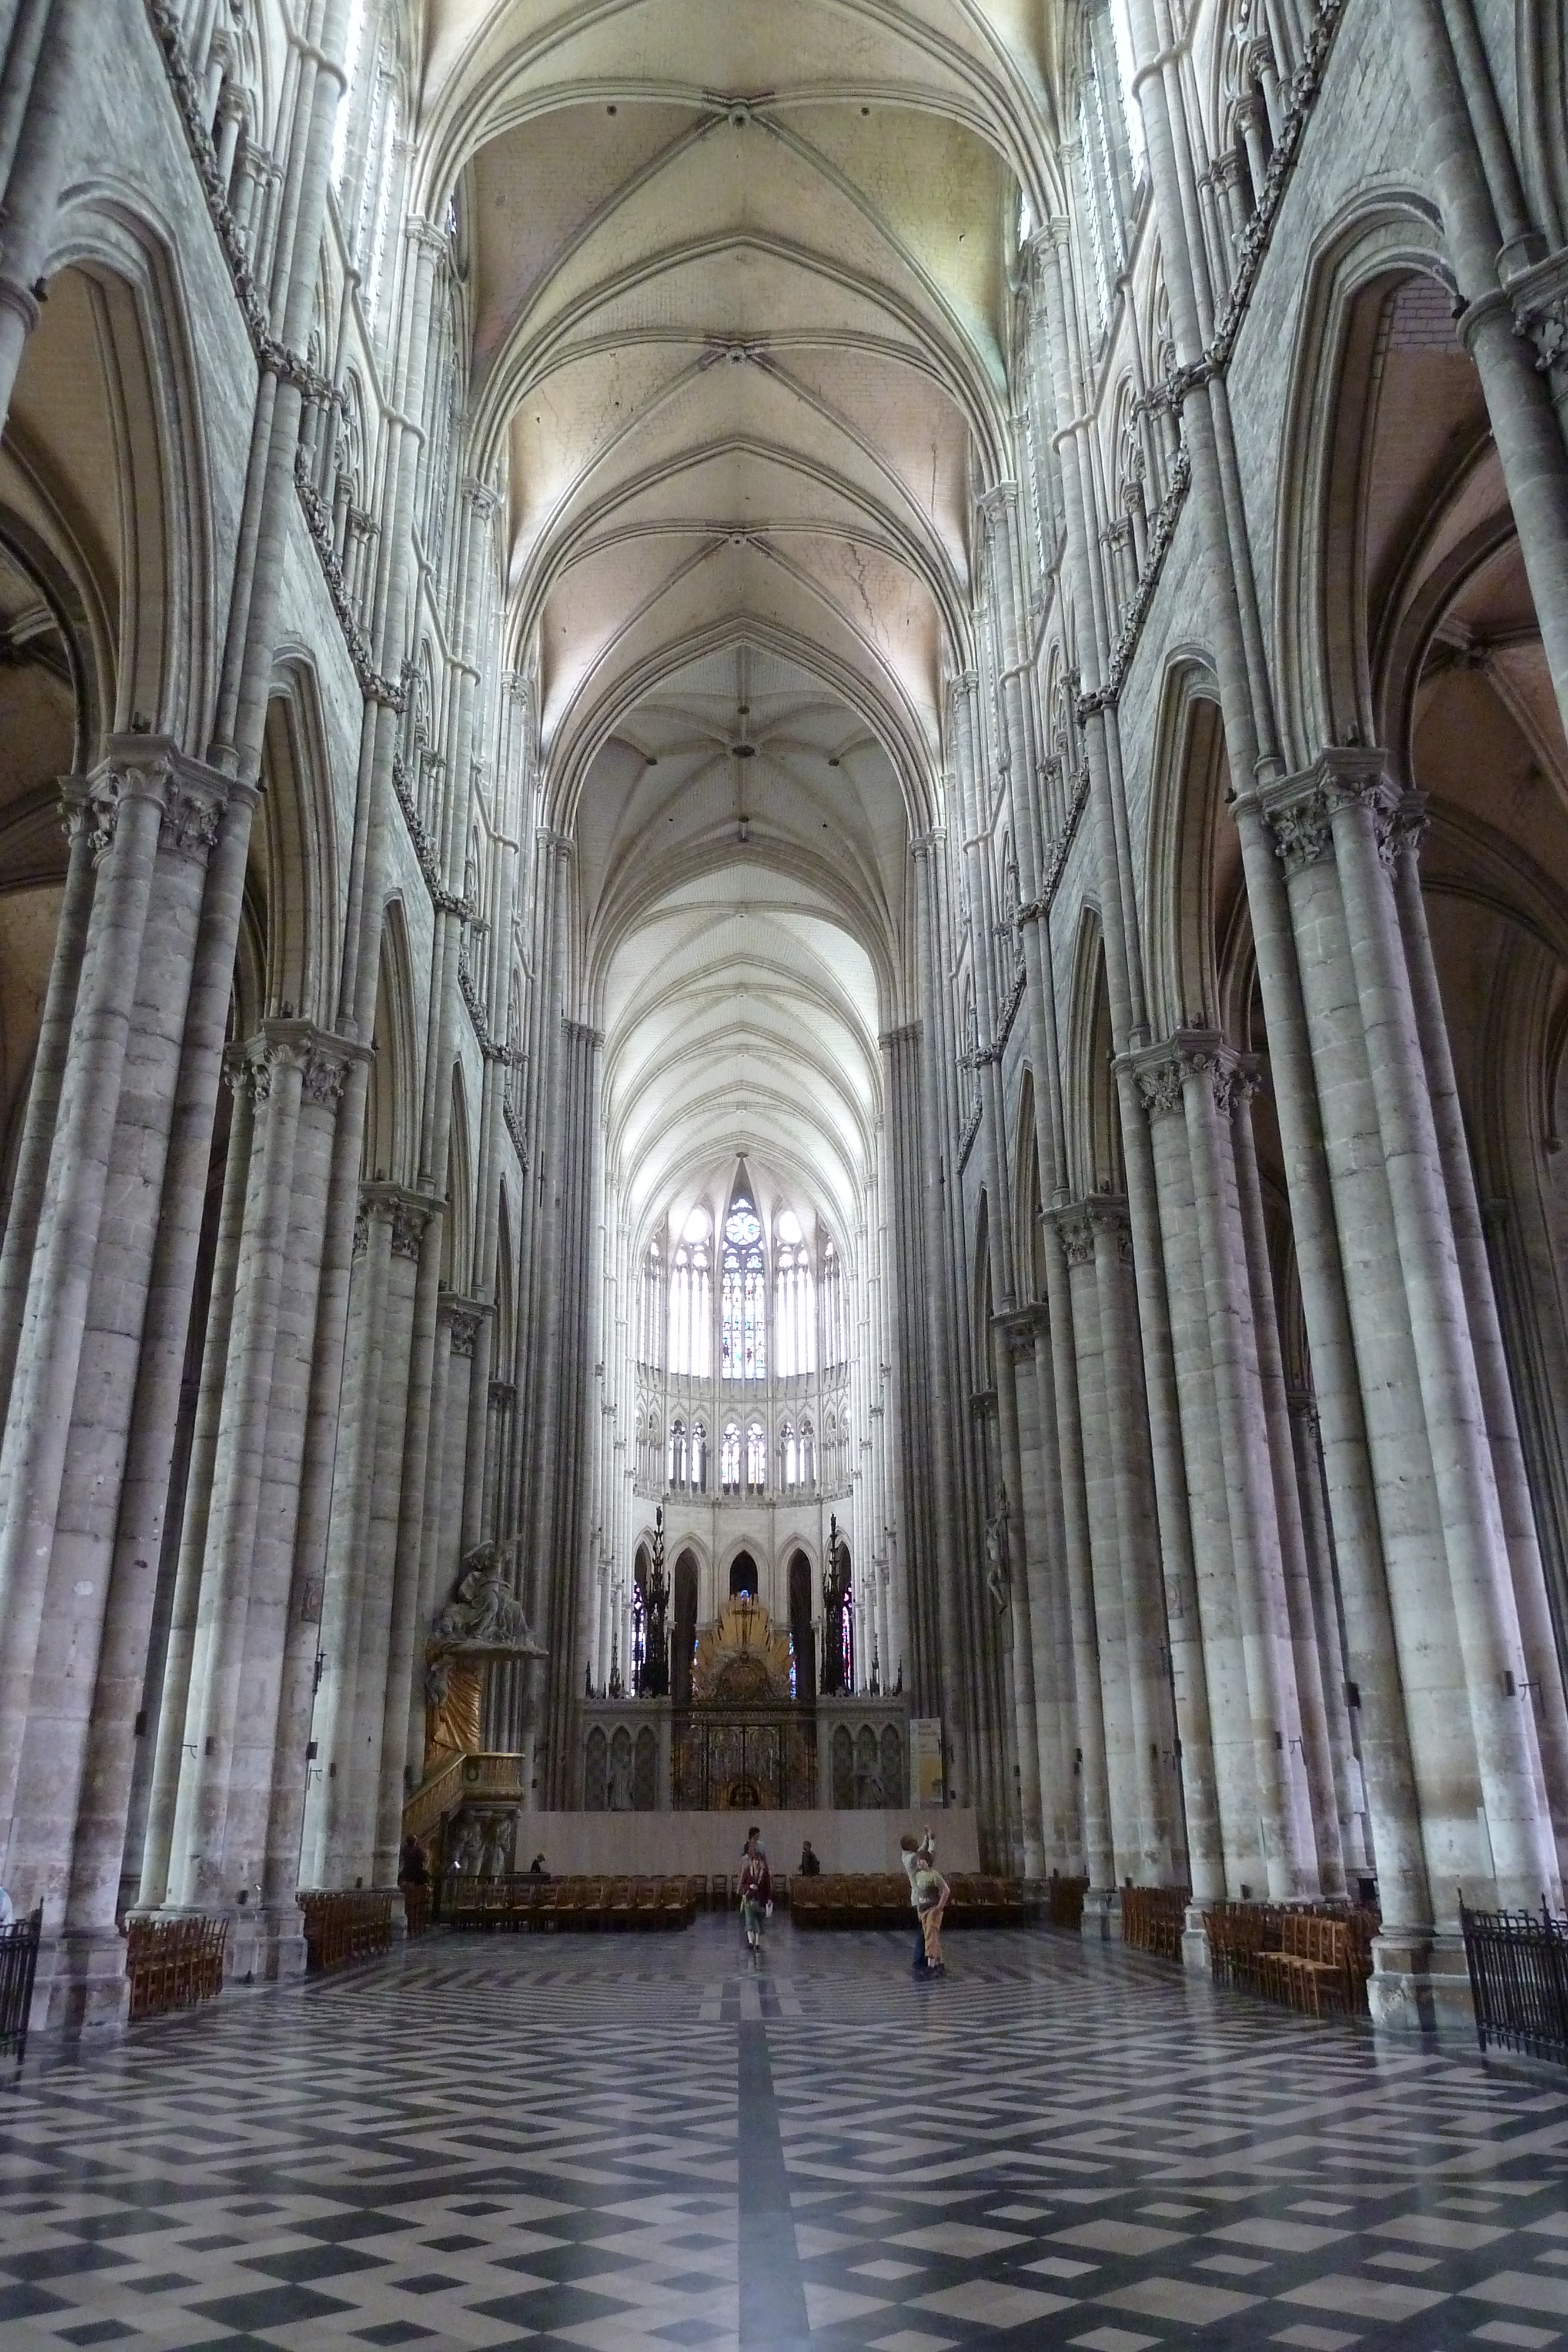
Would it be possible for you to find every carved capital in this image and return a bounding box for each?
[1085,1194,1134,1262]
[390,1199,430,1259]
[1052,1205,1097,1268]
[443,1294,489,1358]
[1253,749,1395,878]
[1131,1047,1185,1122]
[1509,245,1568,378]
[302,1038,353,1105]
[489,1377,516,1411]
[159,771,228,862]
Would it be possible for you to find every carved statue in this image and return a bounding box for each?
[434,1544,537,1648]
[985,1492,1011,1616]
[423,1544,547,1768]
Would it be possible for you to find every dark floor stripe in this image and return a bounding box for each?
[738,2014,810,2350]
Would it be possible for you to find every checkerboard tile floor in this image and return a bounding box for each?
[1,1917,1566,2350]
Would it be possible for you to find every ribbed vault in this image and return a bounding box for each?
[429,0,1053,1243]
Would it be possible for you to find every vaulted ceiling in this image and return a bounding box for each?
[414,0,1061,1228]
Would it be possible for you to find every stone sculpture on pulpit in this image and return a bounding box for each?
[423,1543,546,1768]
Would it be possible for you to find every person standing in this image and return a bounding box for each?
[913,1845,950,1976]
[739,1826,771,1958]
[900,1831,933,1972]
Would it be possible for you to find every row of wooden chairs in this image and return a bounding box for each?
[791,1872,1028,1929]
[441,1874,699,1931]
[122,1915,228,2020]
[297,1889,395,1973]
[1207,1900,1378,2016]
[1121,1885,1191,1960]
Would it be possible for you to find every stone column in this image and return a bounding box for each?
[1177,1034,1316,1898]
[1055,1207,1135,1890]
[1007,1309,1076,1870]
[0,755,169,1857]
[7,759,228,2016]
[910,835,972,1809]
[137,1066,255,1908]
[344,1197,424,1884]
[1089,1196,1181,1883]
[165,1025,310,1912]
[220,1037,352,1970]
[0,783,93,1425]
[1131,1048,1252,1900]
[1289,1394,1373,1881]
[1231,1068,1348,1897]
[1391,813,1568,1867]
[302,1189,393,1887]
[1253,758,1546,1936]
[1326,765,1558,1910]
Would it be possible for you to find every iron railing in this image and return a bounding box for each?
[0,1908,41,2063]
[1461,1899,1568,2065]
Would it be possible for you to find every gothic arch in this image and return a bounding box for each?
[252,666,339,1028]
[39,192,219,746]
[363,903,419,1187]
[1142,652,1228,1041]
[444,1065,474,1290]
[1272,194,1453,766]
[1065,905,1119,1197]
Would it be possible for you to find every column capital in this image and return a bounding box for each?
[405,215,450,262]
[443,1294,492,1357]
[1244,746,1397,877]
[1126,1030,1261,1120]
[1506,243,1568,379]
[1048,1201,1098,1267]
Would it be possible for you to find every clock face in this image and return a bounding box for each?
[725,1204,761,1248]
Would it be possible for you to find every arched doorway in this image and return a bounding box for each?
[788,1551,814,1704]
[672,1550,699,1712]
[729,1550,758,1599]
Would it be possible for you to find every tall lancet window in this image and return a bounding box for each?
[637,1239,664,1369]
[721,1188,766,1379]
[774,1210,815,1376]
[822,1240,848,1368]
[668,1209,712,1376]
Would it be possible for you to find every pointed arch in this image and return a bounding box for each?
[363,902,419,1185]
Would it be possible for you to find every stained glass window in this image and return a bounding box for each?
[721,1194,765,1378]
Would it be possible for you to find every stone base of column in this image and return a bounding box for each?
[230,1906,309,1983]
[1181,1903,1212,1975]
[41,1930,133,2034]
[1368,1930,1474,2035]
[1081,1887,1123,1941]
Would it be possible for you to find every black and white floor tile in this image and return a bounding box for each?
[1,1917,1566,2350]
